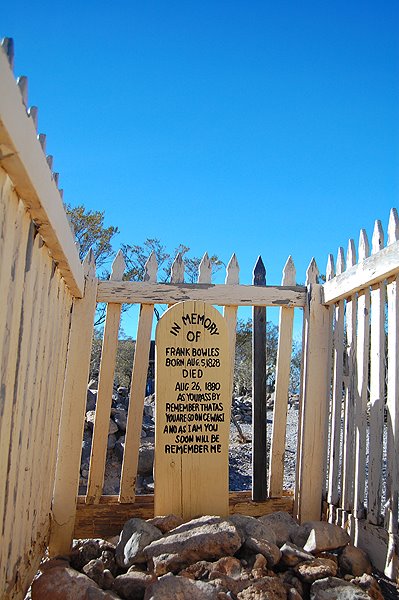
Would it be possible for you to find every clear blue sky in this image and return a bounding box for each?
[2,1,399,334]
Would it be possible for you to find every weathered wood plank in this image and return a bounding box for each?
[367,220,386,525]
[8,232,44,582]
[86,251,126,504]
[294,259,331,522]
[19,239,52,568]
[97,281,306,307]
[119,253,157,503]
[341,241,357,517]
[198,252,212,283]
[34,258,63,544]
[43,282,73,521]
[321,254,335,499]
[30,253,63,549]
[327,302,344,506]
[385,274,399,536]
[223,254,240,416]
[0,47,84,296]
[74,492,294,539]
[385,210,399,541]
[269,256,295,497]
[2,225,37,587]
[119,306,154,502]
[353,288,370,518]
[170,252,184,284]
[0,198,31,593]
[323,237,399,304]
[327,248,345,508]
[252,257,267,501]
[353,231,371,519]
[49,252,98,556]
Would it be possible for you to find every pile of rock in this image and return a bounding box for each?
[80,390,156,495]
[31,512,393,599]
[232,394,299,425]
[80,391,301,495]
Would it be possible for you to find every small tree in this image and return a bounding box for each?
[66,204,119,270]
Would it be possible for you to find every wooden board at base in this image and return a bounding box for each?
[155,300,231,520]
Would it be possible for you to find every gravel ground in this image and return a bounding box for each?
[229,406,299,491]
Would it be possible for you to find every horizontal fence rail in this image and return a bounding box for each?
[96,281,307,307]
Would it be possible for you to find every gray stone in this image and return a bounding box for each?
[244,536,281,567]
[112,571,155,599]
[86,411,118,437]
[108,419,118,435]
[280,542,314,567]
[138,445,154,475]
[338,545,372,577]
[71,539,115,571]
[351,574,384,600]
[295,557,338,583]
[144,573,220,600]
[236,576,289,599]
[107,434,117,449]
[87,389,97,411]
[310,577,370,599]
[113,409,127,432]
[291,521,350,553]
[228,514,280,566]
[143,395,155,418]
[86,410,96,429]
[114,437,125,461]
[101,550,117,576]
[115,518,163,568]
[258,511,299,547]
[209,556,243,580]
[144,516,242,575]
[146,514,184,533]
[229,514,276,545]
[83,559,105,586]
[81,435,93,464]
[102,570,115,591]
[31,566,119,600]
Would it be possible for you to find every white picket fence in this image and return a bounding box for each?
[322,210,399,577]
[1,34,399,598]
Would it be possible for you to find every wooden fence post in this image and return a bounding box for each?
[252,256,267,501]
[86,251,126,503]
[49,251,97,556]
[268,256,295,497]
[294,259,331,522]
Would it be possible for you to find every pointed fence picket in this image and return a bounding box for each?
[353,230,370,519]
[119,252,157,503]
[268,256,296,498]
[327,248,345,508]
[294,259,331,522]
[86,251,126,503]
[367,221,386,525]
[223,253,240,418]
[252,257,267,501]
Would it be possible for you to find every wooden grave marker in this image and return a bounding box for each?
[154,300,231,519]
